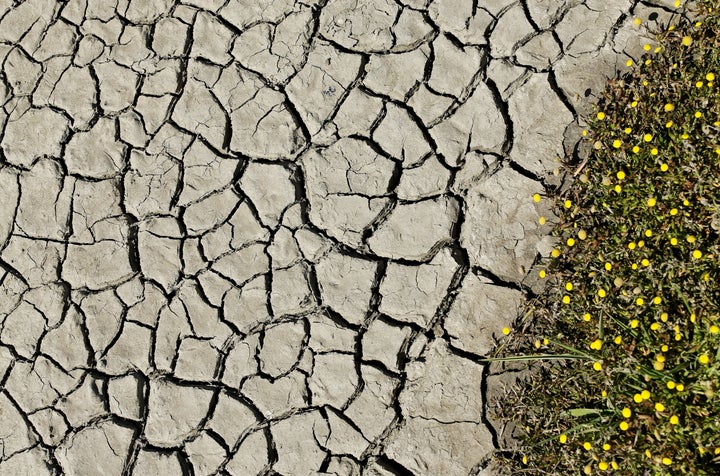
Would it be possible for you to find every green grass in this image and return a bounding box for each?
[492,1,720,474]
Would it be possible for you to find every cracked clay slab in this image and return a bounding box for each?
[0,0,668,474]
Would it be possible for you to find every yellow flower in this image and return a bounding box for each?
[687,235,697,243]
[614,335,622,344]
[584,442,592,451]
[598,289,607,298]
[583,313,591,322]
[538,216,546,225]
[559,433,568,444]
[660,163,669,172]
[632,145,640,153]
[643,44,652,51]
[655,402,665,412]
[628,242,636,250]
[565,282,573,291]
[630,319,639,328]
[661,344,669,351]
[611,461,618,470]
[643,133,653,142]
[636,298,645,306]
[590,339,603,350]
[522,455,528,465]
[641,259,650,267]
[533,193,541,202]
[710,325,719,334]
[638,240,644,248]
[567,238,575,247]
[626,59,633,67]
[616,171,626,180]
[693,250,703,259]
[631,100,638,108]
[603,443,611,451]
[653,296,662,305]
[539,269,547,278]
[695,111,703,118]
[699,354,710,364]
[662,457,673,465]
[619,421,629,431]
[682,36,693,46]
[670,415,679,424]
[650,322,660,331]
[670,208,678,216]
[599,461,609,471]
[667,380,676,389]
[604,262,612,271]
[564,199,572,209]
[622,407,632,418]
[633,17,642,25]
[562,295,571,304]
[578,230,587,240]
[551,248,561,258]
[697,81,704,88]
[651,148,658,155]
[666,120,674,128]
[624,127,632,134]
[664,103,675,112]
[670,237,678,246]
[593,361,603,371]
[647,197,657,207]
[614,185,622,194]
[641,390,651,400]
[661,313,669,322]
[597,112,606,120]
[645,229,652,237]
[633,393,643,403]
[707,72,716,81]
[502,327,511,335]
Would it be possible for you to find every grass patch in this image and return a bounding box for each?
[492,1,720,474]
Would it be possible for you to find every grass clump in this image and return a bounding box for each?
[493,1,720,474]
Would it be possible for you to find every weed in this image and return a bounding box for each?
[493,1,720,474]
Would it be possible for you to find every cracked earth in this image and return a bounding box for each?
[0,0,686,474]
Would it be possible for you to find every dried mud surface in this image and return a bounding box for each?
[0,0,680,474]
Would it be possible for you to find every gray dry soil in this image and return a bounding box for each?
[0,0,684,474]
